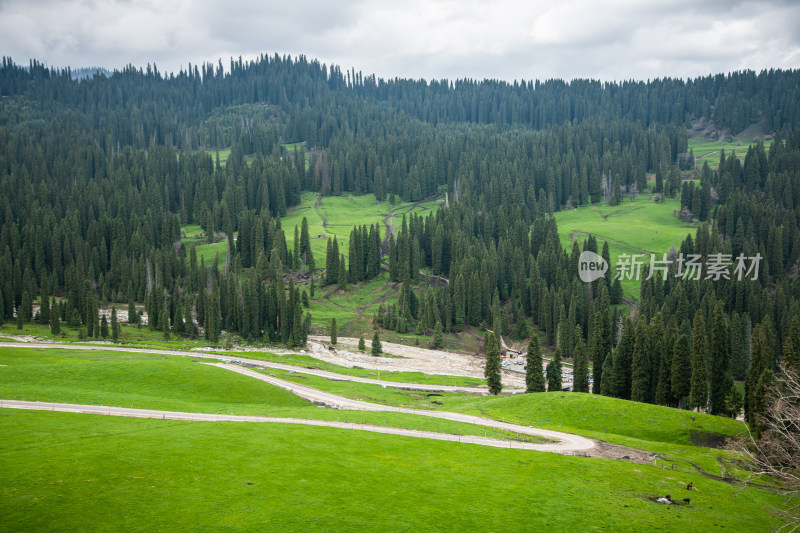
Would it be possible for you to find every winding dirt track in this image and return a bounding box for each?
[0,342,594,454]
[0,342,493,394]
[0,399,581,452]
[212,363,594,452]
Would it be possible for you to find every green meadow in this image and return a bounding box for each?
[687,134,773,169]
[1,409,782,532]
[0,347,522,441]
[0,345,782,531]
[282,192,443,266]
[554,193,695,298]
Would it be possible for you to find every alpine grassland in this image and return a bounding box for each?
[554,193,694,298]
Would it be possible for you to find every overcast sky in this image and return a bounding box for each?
[1,0,799,82]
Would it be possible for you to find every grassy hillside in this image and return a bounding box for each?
[282,192,443,266]
[0,347,509,440]
[554,193,695,298]
[0,410,781,531]
[0,345,781,530]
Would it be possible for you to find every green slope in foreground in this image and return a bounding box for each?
[0,410,781,532]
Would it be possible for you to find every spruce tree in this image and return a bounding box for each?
[100,315,109,339]
[547,347,563,392]
[630,318,652,403]
[291,296,304,347]
[330,318,337,345]
[591,309,612,395]
[655,315,676,406]
[783,316,800,373]
[690,310,708,411]
[671,334,691,408]
[485,332,502,395]
[746,323,770,424]
[371,331,382,356]
[337,253,348,289]
[572,326,589,393]
[709,300,733,416]
[174,303,185,334]
[599,353,615,396]
[111,306,119,343]
[750,368,774,438]
[525,333,546,393]
[358,335,366,351]
[432,320,443,349]
[128,297,139,325]
[49,297,60,335]
[612,317,634,399]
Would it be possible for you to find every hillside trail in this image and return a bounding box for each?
[313,193,330,233]
[0,397,595,454]
[0,342,661,462]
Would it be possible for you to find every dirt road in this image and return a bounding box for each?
[213,363,595,452]
[0,399,584,452]
[0,342,497,394]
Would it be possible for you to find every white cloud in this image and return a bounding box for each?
[0,0,797,81]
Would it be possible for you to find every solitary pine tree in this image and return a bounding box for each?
[111,306,119,343]
[690,310,708,411]
[358,335,366,351]
[100,315,109,339]
[525,333,546,393]
[485,332,502,395]
[330,318,337,345]
[547,347,563,392]
[371,331,382,356]
[572,326,590,393]
[671,334,691,408]
[432,320,443,349]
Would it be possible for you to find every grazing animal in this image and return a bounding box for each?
[683,498,691,505]
[687,482,693,490]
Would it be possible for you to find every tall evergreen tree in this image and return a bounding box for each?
[432,320,443,349]
[525,333,546,393]
[612,317,634,399]
[547,347,563,392]
[371,331,382,356]
[671,333,691,408]
[49,296,60,335]
[591,309,612,395]
[746,322,771,425]
[630,318,652,403]
[783,316,800,373]
[330,317,338,345]
[111,306,119,343]
[709,300,734,416]
[599,352,615,396]
[572,326,590,393]
[485,332,503,395]
[690,310,708,411]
